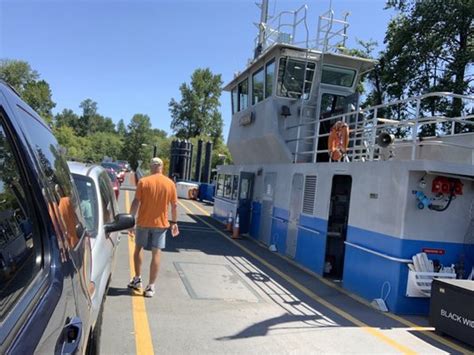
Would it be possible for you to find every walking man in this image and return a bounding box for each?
[128,157,179,297]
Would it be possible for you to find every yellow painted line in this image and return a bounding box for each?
[179,200,417,355]
[125,190,154,355]
[185,199,471,354]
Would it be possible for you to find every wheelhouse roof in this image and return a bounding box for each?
[223,43,377,91]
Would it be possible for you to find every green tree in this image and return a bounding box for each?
[78,99,98,136]
[88,132,123,161]
[0,59,56,123]
[54,109,80,129]
[382,0,473,134]
[0,59,38,91]
[77,99,116,135]
[117,119,127,136]
[122,114,153,170]
[169,68,224,143]
[53,125,91,160]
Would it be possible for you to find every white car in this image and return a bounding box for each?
[68,162,134,338]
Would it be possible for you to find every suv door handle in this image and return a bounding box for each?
[60,317,82,354]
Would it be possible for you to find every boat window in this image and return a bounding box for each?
[252,67,264,105]
[231,175,239,200]
[231,87,238,114]
[277,57,315,99]
[239,178,250,199]
[223,174,232,199]
[265,59,275,98]
[216,174,224,197]
[238,79,248,111]
[320,94,349,118]
[321,65,356,88]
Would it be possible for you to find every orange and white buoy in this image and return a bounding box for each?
[226,212,233,232]
[232,214,240,239]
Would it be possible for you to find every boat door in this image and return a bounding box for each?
[237,172,254,234]
[286,173,304,258]
[324,175,352,280]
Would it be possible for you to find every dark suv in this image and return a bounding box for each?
[0,82,133,354]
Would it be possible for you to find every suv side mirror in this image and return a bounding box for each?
[104,213,135,233]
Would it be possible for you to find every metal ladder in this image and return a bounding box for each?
[287,7,350,163]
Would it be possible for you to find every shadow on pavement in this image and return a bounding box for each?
[107,286,143,297]
[173,201,473,354]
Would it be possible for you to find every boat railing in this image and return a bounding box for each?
[311,92,474,162]
[315,9,349,52]
[255,4,310,54]
[286,92,474,161]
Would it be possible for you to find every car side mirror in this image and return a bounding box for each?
[104,213,135,233]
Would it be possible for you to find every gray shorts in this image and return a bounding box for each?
[135,227,167,250]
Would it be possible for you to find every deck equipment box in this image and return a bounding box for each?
[429,279,474,347]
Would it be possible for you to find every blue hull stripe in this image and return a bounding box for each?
[244,208,472,315]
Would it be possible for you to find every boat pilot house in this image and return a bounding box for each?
[212,4,474,316]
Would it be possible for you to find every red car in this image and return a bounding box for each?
[106,169,120,199]
[101,162,125,184]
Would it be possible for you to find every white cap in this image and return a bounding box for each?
[150,157,163,166]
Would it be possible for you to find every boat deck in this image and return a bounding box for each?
[99,174,473,354]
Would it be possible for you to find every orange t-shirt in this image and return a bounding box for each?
[136,173,177,228]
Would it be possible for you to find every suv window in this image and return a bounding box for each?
[0,119,41,321]
[15,106,85,248]
[99,173,116,224]
[72,174,99,236]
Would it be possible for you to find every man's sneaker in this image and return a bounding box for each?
[144,285,155,298]
[127,276,142,290]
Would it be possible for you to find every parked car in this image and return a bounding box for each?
[105,168,120,199]
[100,162,125,184]
[0,81,134,354]
[116,160,130,172]
[68,162,132,332]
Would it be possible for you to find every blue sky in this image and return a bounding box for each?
[0,0,395,139]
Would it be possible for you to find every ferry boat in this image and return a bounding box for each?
[212,1,474,315]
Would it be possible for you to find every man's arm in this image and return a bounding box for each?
[170,184,179,237]
[171,201,178,223]
[130,197,140,218]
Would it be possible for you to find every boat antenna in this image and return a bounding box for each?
[254,0,269,59]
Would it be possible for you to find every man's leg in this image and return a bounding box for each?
[134,244,143,277]
[149,248,161,285]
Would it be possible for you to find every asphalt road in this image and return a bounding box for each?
[99,174,473,354]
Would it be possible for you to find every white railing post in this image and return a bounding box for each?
[411,99,421,160]
[369,108,378,161]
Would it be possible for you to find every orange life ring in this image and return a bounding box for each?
[328,121,349,161]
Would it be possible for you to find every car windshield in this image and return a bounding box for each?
[72,174,99,236]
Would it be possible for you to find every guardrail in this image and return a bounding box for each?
[344,241,412,263]
[313,92,474,162]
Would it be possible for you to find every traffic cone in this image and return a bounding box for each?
[232,214,240,239]
[226,212,233,232]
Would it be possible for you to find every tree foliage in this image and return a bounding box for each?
[384,0,473,103]
[0,59,56,123]
[382,0,473,134]
[169,68,224,143]
[122,114,153,170]
[117,119,127,136]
